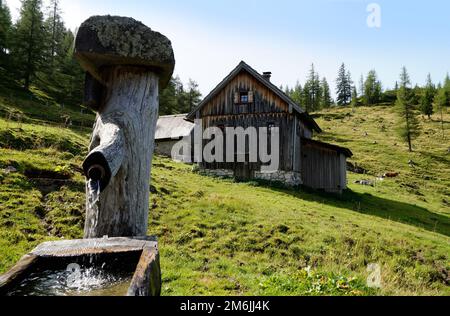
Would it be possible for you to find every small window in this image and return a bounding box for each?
[234,91,254,104]
[268,123,276,133]
[240,92,249,104]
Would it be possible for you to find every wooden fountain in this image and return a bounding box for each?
[0,15,175,297]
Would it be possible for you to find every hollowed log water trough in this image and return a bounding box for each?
[0,15,175,296]
[0,238,160,296]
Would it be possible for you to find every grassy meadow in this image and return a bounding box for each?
[0,88,449,296]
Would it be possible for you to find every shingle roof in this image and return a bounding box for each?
[155,114,194,141]
[186,61,322,133]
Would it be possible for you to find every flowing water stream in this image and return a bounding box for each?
[87,179,101,235]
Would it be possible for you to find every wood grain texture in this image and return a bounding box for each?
[84,67,159,238]
[0,238,161,296]
[31,237,157,257]
[301,142,346,194]
[127,246,161,296]
[0,254,39,294]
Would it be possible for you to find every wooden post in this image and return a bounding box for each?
[74,16,175,238]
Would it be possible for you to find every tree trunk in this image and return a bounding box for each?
[408,133,412,152]
[84,67,159,238]
[51,0,57,68]
[24,5,36,90]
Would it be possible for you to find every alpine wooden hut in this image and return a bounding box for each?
[186,61,353,194]
[155,114,194,162]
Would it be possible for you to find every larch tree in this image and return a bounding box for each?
[45,0,65,69]
[55,29,84,105]
[11,0,46,89]
[304,64,321,112]
[434,74,449,139]
[364,70,382,106]
[0,0,12,64]
[359,74,365,97]
[160,77,178,115]
[290,81,303,106]
[185,79,202,112]
[350,86,358,111]
[420,74,435,119]
[320,77,333,109]
[396,67,421,152]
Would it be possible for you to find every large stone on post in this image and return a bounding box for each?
[74,16,175,238]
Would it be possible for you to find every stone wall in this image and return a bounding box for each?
[200,169,234,178]
[254,171,302,187]
[199,167,302,187]
[155,140,178,157]
[155,139,191,163]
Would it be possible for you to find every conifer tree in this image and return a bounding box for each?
[396,67,420,152]
[434,74,449,139]
[160,78,178,115]
[350,86,358,110]
[0,0,12,64]
[420,74,435,119]
[304,64,321,112]
[55,30,84,105]
[45,0,65,69]
[289,81,303,106]
[359,75,364,97]
[185,79,202,112]
[11,0,47,89]
[320,77,333,109]
[364,70,382,106]
[336,63,351,106]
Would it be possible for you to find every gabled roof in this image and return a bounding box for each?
[155,114,194,141]
[187,61,322,133]
[302,138,353,158]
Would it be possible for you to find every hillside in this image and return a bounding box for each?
[0,89,449,295]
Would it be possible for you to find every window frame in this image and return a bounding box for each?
[240,92,249,104]
[234,90,254,105]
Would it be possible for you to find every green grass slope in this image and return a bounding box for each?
[0,97,448,296]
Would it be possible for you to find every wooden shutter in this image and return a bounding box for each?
[248,91,254,103]
[234,92,240,104]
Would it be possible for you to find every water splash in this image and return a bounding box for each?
[7,266,132,296]
[65,264,114,292]
[87,179,101,234]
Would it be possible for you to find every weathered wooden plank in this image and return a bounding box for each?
[0,237,161,297]
[127,246,161,297]
[0,254,39,293]
[301,143,347,193]
[32,237,157,258]
[74,16,175,239]
[84,68,160,238]
[201,71,289,117]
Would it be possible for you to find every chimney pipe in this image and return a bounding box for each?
[263,72,272,81]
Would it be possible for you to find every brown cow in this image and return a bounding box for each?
[383,172,399,178]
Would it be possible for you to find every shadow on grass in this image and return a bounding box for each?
[418,151,450,166]
[250,180,450,237]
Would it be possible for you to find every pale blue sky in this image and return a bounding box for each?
[6,0,450,97]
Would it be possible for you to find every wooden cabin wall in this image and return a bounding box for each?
[339,153,347,190]
[200,113,296,172]
[301,144,346,193]
[200,71,290,117]
[196,70,316,176]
